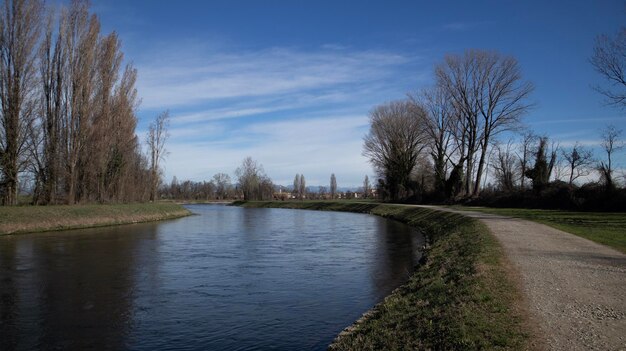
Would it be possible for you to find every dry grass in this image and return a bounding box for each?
[0,203,191,235]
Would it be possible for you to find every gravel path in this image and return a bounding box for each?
[423,206,626,350]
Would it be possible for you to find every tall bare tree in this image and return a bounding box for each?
[363,174,370,198]
[213,173,231,200]
[59,0,100,203]
[436,50,533,196]
[0,0,43,204]
[591,28,626,108]
[298,174,306,200]
[516,131,535,189]
[363,100,428,201]
[293,173,300,199]
[598,125,624,189]
[415,86,456,195]
[36,7,67,204]
[330,173,337,199]
[146,111,169,201]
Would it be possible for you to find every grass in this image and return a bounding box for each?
[237,201,528,350]
[456,206,626,254]
[0,202,191,235]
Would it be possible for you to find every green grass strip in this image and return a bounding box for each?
[457,206,626,254]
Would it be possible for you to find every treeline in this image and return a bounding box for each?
[363,49,625,211]
[162,168,372,202]
[0,0,155,205]
[161,157,275,201]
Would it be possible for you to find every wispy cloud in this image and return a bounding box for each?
[137,47,412,110]
[132,44,422,185]
[441,21,493,32]
[165,114,372,186]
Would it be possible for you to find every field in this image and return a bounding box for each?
[457,206,626,253]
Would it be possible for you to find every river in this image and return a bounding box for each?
[0,204,424,350]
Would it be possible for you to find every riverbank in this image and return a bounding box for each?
[236,201,529,349]
[0,203,191,235]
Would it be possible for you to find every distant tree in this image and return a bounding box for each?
[235,157,272,201]
[298,174,306,200]
[436,50,533,196]
[213,173,231,199]
[146,111,170,201]
[492,140,518,192]
[562,142,594,186]
[363,175,371,198]
[525,137,557,192]
[516,131,536,189]
[293,174,300,199]
[169,176,179,199]
[362,100,428,201]
[598,125,624,190]
[330,173,337,199]
[591,28,626,108]
[318,186,327,198]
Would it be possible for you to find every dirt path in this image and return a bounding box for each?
[421,206,626,350]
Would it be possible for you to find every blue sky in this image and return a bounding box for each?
[91,0,625,187]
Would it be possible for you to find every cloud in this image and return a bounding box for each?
[136,47,412,110]
[164,114,373,186]
[131,43,424,186]
[441,21,493,32]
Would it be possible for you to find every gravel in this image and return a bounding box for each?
[426,207,626,351]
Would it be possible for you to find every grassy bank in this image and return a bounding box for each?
[457,206,626,254]
[236,201,528,350]
[0,203,191,235]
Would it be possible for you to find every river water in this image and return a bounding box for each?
[0,204,424,350]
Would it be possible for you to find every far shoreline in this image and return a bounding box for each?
[0,203,191,236]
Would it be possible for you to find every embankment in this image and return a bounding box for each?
[236,201,528,350]
[0,203,191,235]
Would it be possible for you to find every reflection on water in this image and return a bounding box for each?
[0,205,424,350]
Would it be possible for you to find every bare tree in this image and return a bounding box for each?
[213,173,231,200]
[492,140,518,192]
[293,173,300,199]
[414,86,456,195]
[362,100,428,201]
[363,174,370,198]
[37,7,65,204]
[235,156,272,201]
[562,142,594,186]
[591,28,626,108]
[598,125,623,189]
[0,0,156,205]
[436,50,533,196]
[146,111,169,201]
[298,174,306,200]
[318,185,327,198]
[0,0,43,204]
[330,173,337,199]
[59,0,101,203]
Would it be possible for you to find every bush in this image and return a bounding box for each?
[464,182,626,212]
